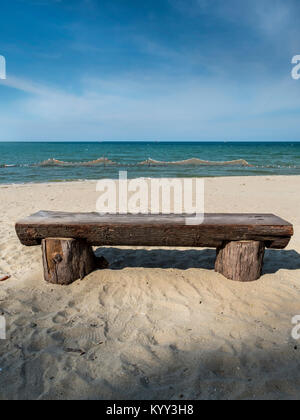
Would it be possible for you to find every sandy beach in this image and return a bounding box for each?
[0,175,300,400]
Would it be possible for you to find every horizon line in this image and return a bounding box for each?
[1,140,300,143]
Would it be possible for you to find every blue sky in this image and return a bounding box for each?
[0,0,300,141]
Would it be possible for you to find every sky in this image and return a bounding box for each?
[0,0,300,141]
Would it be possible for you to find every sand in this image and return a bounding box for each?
[0,175,300,400]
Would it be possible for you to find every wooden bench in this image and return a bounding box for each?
[15,211,293,285]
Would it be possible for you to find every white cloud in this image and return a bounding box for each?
[0,69,300,141]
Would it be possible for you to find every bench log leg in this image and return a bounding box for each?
[215,240,265,282]
[42,238,108,285]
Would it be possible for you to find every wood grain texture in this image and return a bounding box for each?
[16,211,293,249]
[42,238,97,285]
[215,241,265,282]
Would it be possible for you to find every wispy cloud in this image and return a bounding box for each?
[1,0,300,140]
[0,67,299,141]
[172,0,300,50]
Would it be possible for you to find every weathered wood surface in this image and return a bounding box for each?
[16,211,293,249]
[215,241,265,282]
[42,238,98,285]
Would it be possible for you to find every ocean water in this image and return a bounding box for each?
[0,141,300,184]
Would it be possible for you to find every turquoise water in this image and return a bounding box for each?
[1,141,300,184]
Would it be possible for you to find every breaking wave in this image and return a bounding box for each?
[36,157,253,167]
[139,158,253,167]
[37,157,116,167]
[0,157,253,168]
[5,157,296,169]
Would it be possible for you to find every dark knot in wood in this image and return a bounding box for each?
[52,254,63,264]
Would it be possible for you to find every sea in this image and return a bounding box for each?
[0,141,300,184]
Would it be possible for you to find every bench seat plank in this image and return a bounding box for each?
[15,211,293,249]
